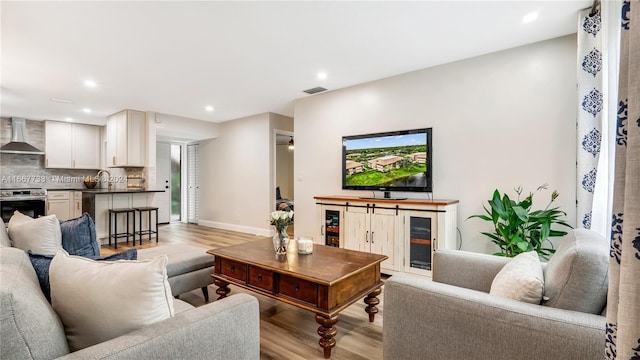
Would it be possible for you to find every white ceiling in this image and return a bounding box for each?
[1,1,591,126]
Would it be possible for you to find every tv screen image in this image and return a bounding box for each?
[342,128,432,193]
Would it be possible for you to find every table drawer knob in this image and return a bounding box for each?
[231,266,235,273]
[295,284,300,292]
[258,274,263,282]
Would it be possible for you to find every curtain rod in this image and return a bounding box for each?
[590,0,601,16]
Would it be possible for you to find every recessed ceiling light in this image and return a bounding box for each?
[205,105,214,112]
[50,98,73,104]
[317,72,328,80]
[522,12,538,23]
[84,80,97,87]
[82,108,92,114]
[65,117,73,122]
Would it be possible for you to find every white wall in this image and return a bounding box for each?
[199,112,292,236]
[293,35,578,254]
[199,113,270,234]
[153,112,219,141]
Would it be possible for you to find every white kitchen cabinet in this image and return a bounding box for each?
[46,191,71,221]
[106,110,147,168]
[314,196,458,277]
[72,124,101,169]
[45,122,73,168]
[45,121,101,169]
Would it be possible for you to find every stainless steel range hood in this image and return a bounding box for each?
[0,118,45,155]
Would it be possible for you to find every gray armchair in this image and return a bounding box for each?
[383,229,608,360]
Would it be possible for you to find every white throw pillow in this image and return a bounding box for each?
[8,211,62,255]
[49,250,175,351]
[490,251,544,304]
[0,218,11,247]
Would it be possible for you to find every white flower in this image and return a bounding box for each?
[269,210,294,229]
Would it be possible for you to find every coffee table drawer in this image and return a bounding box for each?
[220,258,247,282]
[248,266,274,292]
[279,274,317,305]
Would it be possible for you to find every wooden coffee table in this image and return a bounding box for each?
[207,239,387,358]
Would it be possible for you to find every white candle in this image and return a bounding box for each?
[297,238,314,254]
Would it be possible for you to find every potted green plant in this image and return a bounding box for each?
[468,184,572,260]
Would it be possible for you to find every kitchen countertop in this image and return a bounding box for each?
[82,189,165,194]
[48,188,165,194]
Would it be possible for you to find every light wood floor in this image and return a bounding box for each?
[101,222,384,360]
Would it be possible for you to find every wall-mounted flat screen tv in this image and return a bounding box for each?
[342,128,433,195]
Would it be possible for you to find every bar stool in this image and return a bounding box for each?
[134,206,159,244]
[108,208,136,249]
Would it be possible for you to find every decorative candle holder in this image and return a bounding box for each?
[297,237,314,254]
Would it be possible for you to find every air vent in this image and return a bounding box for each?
[303,87,327,94]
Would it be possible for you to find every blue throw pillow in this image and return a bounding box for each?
[28,249,137,303]
[60,213,100,257]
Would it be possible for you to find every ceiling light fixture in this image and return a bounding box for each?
[50,98,73,104]
[288,137,294,150]
[317,72,327,80]
[205,105,214,112]
[65,117,73,122]
[84,80,97,87]
[522,12,539,23]
[82,108,92,114]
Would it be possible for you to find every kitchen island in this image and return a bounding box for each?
[81,189,165,242]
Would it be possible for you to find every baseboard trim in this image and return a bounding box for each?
[198,220,271,237]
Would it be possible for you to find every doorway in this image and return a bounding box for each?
[170,145,181,222]
[187,143,200,224]
[274,131,294,234]
[156,142,182,223]
[275,134,294,200]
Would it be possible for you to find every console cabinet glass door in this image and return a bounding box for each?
[325,209,341,247]
[317,205,344,248]
[403,212,437,275]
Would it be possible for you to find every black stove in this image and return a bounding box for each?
[0,188,47,223]
[0,188,47,200]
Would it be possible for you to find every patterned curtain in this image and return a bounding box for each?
[577,8,604,229]
[605,1,640,359]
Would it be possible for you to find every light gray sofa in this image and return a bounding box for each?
[137,244,215,301]
[0,247,260,360]
[383,229,608,360]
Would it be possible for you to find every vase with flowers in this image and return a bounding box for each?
[270,210,294,255]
